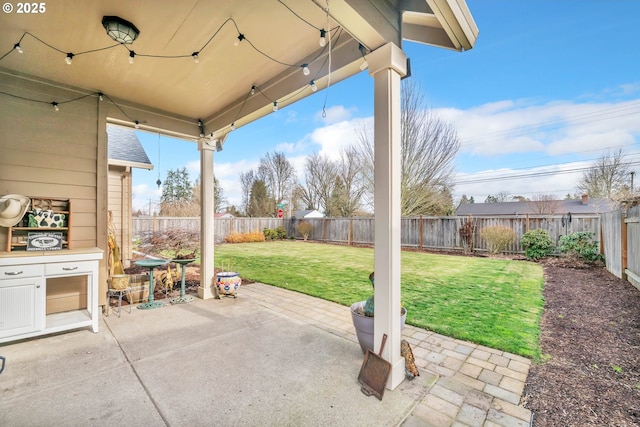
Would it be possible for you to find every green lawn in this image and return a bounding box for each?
[209,241,544,358]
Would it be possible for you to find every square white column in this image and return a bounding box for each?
[367,42,407,390]
[198,139,216,299]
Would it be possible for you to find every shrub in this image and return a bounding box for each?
[295,221,313,240]
[263,226,287,240]
[558,231,603,264]
[480,225,516,254]
[224,230,266,243]
[520,229,555,260]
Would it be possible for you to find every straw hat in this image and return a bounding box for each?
[0,195,31,227]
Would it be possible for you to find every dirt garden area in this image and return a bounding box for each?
[523,258,640,426]
[125,240,640,426]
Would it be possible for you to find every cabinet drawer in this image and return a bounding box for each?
[45,261,94,276]
[0,264,44,280]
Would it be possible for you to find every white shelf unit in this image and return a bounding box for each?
[0,248,103,343]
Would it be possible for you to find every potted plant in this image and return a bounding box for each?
[350,272,407,353]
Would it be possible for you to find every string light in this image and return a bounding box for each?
[310,80,317,92]
[272,101,278,112]
[51,102,59,111]
[319,29,327,47]
[98,92,103,101]
[234,33,245,46]
[192,52,200,63]
[65,53,74,65]
[134,120,140,129]
[250,85,256,95]
[230,122,236,130]
[128,50,135,64]
[301,64,310,75]
[14,43,23,54]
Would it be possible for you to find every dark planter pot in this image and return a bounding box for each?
[350,300,407,354]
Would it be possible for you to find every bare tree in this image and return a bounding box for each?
[298,153,338,213]
[354,80,460,216]
[529,194,561,214]
[257,151,296,205]
[239,170,256,214]
[577,149,630,198]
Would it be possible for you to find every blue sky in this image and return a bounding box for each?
[133,0,640,213]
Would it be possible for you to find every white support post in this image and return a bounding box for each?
[198,139,216,299]
[367,42,407,390]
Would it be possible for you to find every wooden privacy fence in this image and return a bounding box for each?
[602,205,640,290]
[133,214,600,254]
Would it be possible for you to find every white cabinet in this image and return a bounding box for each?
[0,248,103,343]
[0,277,45,339]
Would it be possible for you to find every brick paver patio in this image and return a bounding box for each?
[243,282,532,427]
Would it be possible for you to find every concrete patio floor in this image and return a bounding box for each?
[0,283,532,427]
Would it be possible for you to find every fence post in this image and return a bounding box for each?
[525,214,529,232]
[419,215,423,250]
[621,211,628,281]
[153,213,157,233]
[323,218,327,242]
[349,217,353,246]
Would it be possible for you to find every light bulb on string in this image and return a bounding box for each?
[65,53,74,65]
[192,52,199,63]
[14,43,23,54]
[234,34,245,46]
[272,101,278,112]
[231,122,236,131]
[301,64,310,76]
[51,102,59,111]
[98,92,103,102]
[250,85,256,95]
[310,80,317,92]
[134,120,140,129]
[319,29,327,47]
[128,50,135,64]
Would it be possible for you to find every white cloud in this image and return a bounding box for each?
[314,105,356,124]
[309,119,366,160]
[132,183,162,213]
[441,98,640,157]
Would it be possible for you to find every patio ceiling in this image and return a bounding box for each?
[0,0,477,139]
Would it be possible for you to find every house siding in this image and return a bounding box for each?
[0,72,107,307]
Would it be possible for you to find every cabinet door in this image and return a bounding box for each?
[0,277,45,339]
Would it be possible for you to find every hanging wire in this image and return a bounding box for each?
[321,0,331,118]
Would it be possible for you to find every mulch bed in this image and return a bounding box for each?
[523,259,640,426]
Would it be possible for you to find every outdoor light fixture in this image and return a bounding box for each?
[319,29,327,47]
[102,16,140,44]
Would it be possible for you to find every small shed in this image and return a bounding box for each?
[294,210,324,220]
[107,125,153,267]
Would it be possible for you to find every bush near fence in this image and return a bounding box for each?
[133,214,600,255]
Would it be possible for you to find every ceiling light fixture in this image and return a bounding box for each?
[102,16,140,44]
